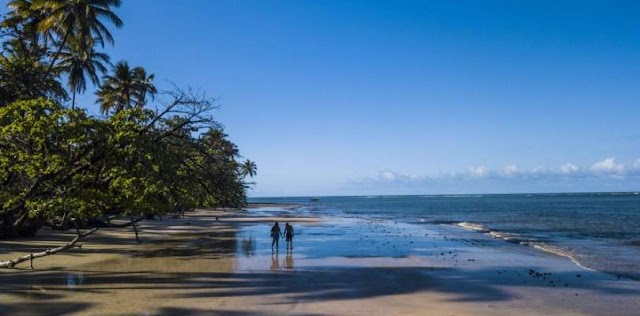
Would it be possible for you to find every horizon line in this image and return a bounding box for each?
[248,190,640,199]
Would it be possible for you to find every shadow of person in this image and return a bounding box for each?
[284,250,294,270]
[270,252,280,271]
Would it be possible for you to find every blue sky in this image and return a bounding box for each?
[3,0,640,196]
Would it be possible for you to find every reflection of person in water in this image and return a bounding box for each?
[270,252,280,270]
[284,251,294,270]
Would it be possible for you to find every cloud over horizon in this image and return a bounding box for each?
[591,157,626,175]
[345,157,640,195]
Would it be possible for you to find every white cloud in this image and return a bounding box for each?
[380,171,397,181]
[375,171,425,182]
[499,165,518,176]
[591,157,625,174]
[559,162,579,174]
[367,157,640,185]
[467,166,488,178]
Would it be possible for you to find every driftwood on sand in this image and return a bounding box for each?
[0,227,98,269]
[0,217,143,269]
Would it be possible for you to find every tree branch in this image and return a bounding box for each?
[0,213,147,269]
[0,227,98,269]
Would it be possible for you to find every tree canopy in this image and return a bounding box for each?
[0,1,256,238]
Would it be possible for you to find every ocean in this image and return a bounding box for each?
[249,193,640,280]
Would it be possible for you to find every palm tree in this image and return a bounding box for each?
[241,160,257,178]
[96,61,157,114]
[5,0,48,57]
[31,0,123,78]
[57,37,110,108]
[130,66,156,106]
[6,0,35,17]
[5,0,38,30]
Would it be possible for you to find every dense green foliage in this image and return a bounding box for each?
[0,1,255,238]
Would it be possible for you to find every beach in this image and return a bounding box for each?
[1,1,637,315]
[0,205,639,316]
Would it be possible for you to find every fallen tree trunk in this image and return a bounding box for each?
[0,227,98,269]
[0,217,143,269]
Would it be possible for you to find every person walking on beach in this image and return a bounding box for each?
[271,222,283,251]
[284,223,295,249]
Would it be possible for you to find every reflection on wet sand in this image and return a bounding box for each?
[267,251,294,271]
[284,251,294,270]
[270,253,280,270]
[265,248,295,271]
[241,236,256,256]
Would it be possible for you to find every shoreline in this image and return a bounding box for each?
[447,222,616,277]
[1,207,639,315]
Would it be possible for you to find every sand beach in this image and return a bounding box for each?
[0,205,639,316]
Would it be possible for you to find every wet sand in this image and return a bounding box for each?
[0,207,639,315]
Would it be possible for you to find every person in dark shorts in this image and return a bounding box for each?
[271,222,283,251]
[284,223,295,249]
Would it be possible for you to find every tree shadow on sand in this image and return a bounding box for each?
[2,263,639,313]
[156,307,326,316]
[0,301,93,316]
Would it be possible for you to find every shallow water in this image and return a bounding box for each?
[250,193,640,279]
